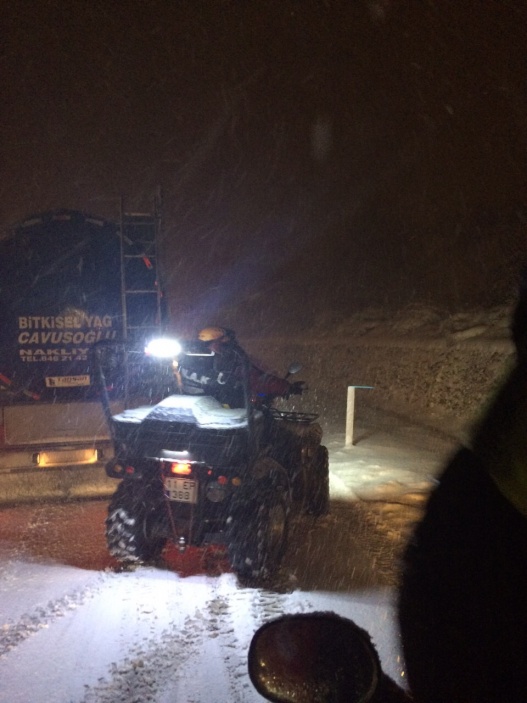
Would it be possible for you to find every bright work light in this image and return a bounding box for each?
[144,337,182,358]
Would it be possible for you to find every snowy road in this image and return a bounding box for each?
[0,418,456,702]
[0,498,409,702]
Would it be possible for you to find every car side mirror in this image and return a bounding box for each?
[248,612,382,703]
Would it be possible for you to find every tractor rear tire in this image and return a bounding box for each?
[228,486,289,584]
[106,481,166,564]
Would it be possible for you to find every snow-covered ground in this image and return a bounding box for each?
[0,408,457,703]
[0,562,402,703]
[0,519,404,702]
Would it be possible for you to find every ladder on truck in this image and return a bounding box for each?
[119,205,163,344]
[119,200,165,406]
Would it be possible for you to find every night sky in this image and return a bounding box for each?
[3,1,527,334]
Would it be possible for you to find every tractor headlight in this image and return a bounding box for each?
[144,337,182,359]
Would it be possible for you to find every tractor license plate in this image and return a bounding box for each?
[164,478,198,503]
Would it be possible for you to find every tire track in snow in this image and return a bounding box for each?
[0,576,105,658]
[206,593,252,701]
[78,577,238,703]
[220,580,317,700]
[79,611,204,703]
[211,577,309,702]
[78,576,299,703]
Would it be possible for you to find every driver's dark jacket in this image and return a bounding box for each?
[398,364,527,703]
[177,340,290,408]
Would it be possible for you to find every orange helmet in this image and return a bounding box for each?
[198,326,229,343]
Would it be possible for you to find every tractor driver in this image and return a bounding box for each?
[177,326,304,409]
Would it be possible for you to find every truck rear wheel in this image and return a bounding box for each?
[228,486,289,584]
[106,481,167,564]
[306,445,330,516]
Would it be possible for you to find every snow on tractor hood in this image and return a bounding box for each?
[113,394,256,430]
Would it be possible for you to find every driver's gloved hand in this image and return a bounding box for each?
[288,381,306,396]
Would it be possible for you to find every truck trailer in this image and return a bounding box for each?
[0,207,164,502]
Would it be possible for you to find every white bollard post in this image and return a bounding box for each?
[345,385,356,447]
[345,384,373,446]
